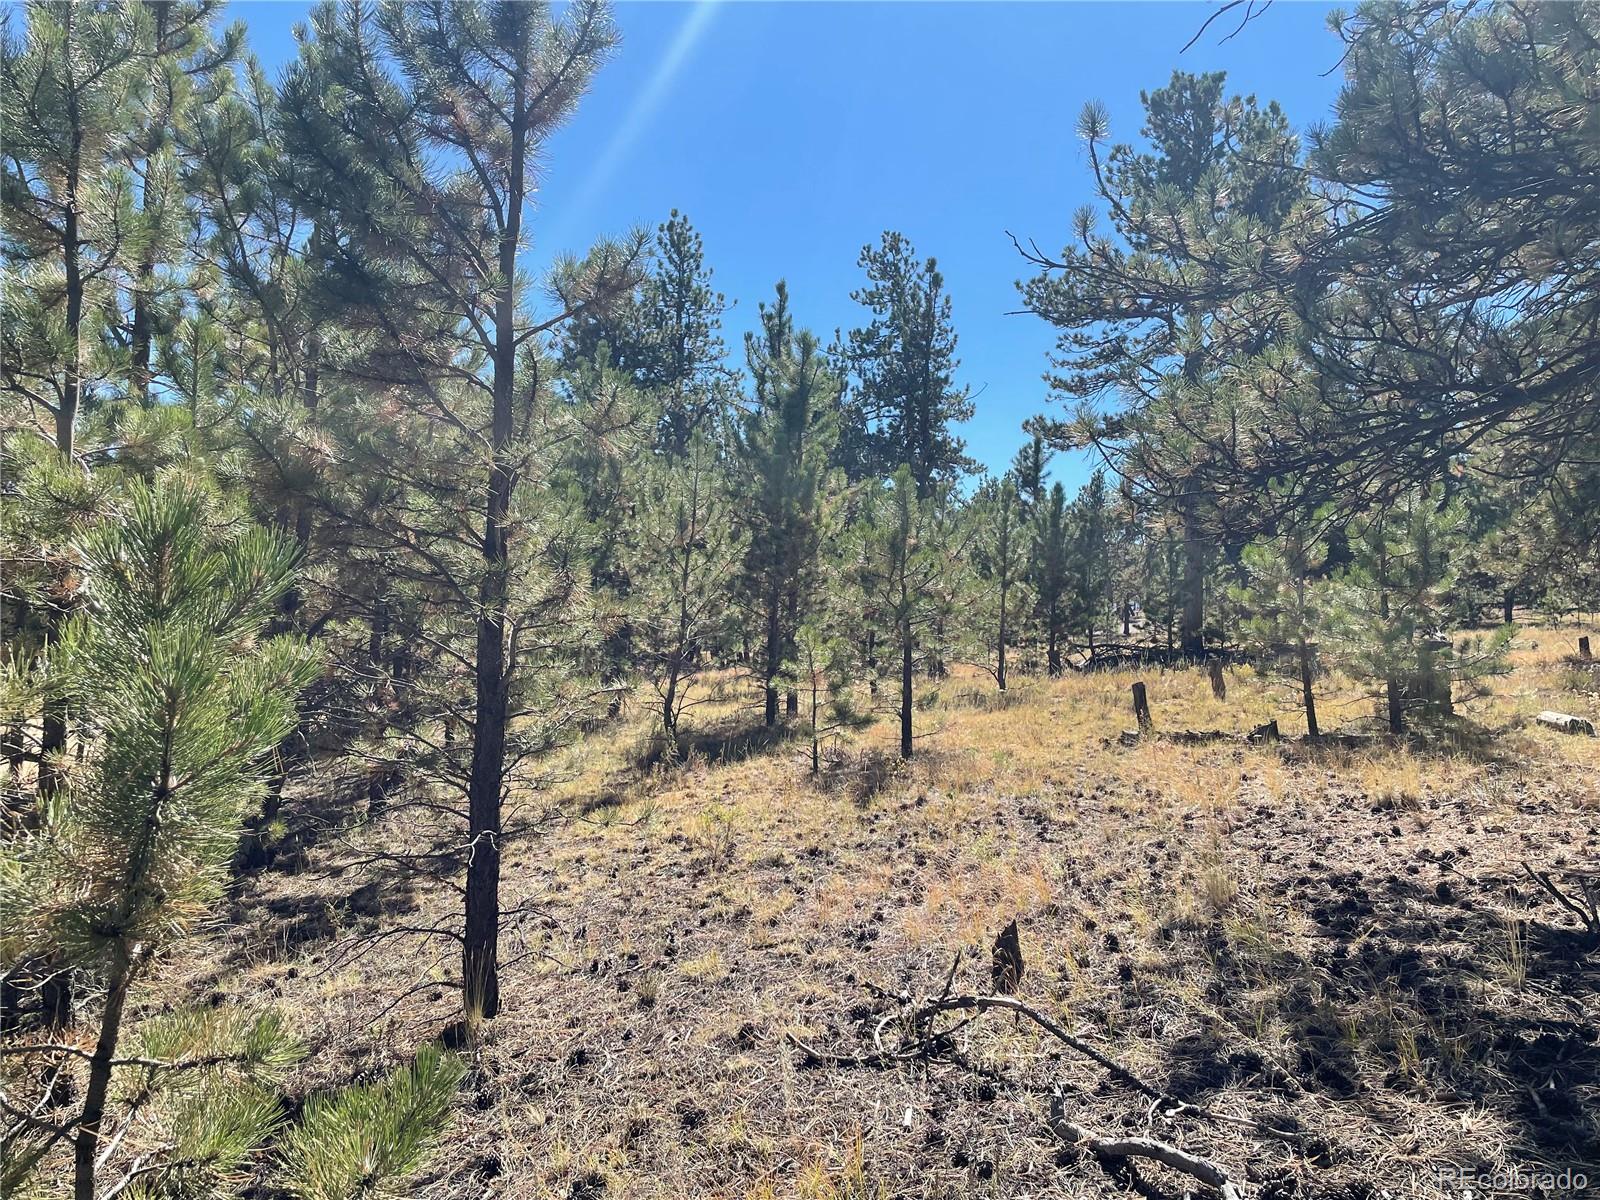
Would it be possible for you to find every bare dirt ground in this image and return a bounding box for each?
[172,625,1599,1198]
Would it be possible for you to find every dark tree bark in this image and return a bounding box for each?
[72,942,141,1200]
[1385,678,1404,735]
[1299,640,1319,739]
[763,582,782,726]
[900,632,914,760]
[1179,499,1205,659]
[463,64,532,1024]
[997,574,1009,692]
[38,101,85,802]
[785,589,799,716]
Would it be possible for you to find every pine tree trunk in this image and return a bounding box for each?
[785,589,799,716]
[997,577,1008,691]
[128,2,170,408]
[464,478,510,1021]
[1502,590,1514,626]
[72,940,141,1200]
[900,631,913,760]
[463,76,531,1024]
[1180,499,1205,659]
[39,131,85,802]
[810,682,821,775]
[763,584,781,726]
[661,671,679,740]
[1299,639,1319,739]
[1385,678,1404,735]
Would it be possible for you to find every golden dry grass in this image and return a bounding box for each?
[148,624,1600,1197]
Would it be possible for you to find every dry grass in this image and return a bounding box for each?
[138,624,1600,1197]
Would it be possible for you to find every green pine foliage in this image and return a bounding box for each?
[1325,490,1511,734]
[278,1046,466,1200]
[1233,501,1333,736]
[842,232,975,494]
[786,620,861,776]
[6,2,1600,1191]
[733,284,842,727]
[969,476,1032,691]
[0,476,317,1199]
[5,477,316,962]
[1030,483,1073,676]
[629,432,745,743]
[853,468,972,759]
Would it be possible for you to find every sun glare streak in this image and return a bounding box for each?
[548,0,720,245]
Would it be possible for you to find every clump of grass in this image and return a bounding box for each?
[794,1128,890,1200]
[1360,751,1425,809]
[689,803,739,866]
[679,949,727,982]
[634,971,660,1009]
[1493,917,1528,991]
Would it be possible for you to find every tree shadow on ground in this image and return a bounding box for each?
[632,714,805,769]
[1166,860,1600,1187]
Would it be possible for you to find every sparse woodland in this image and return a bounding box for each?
[2,2,1599,1197]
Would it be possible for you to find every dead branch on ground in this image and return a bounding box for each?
[1050,1087,1246,1200]
[788,951,1302,1151]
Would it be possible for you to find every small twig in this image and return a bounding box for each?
[923,994,1161,1101]
[783,1032,920,1068]
[0,1043,236,1072]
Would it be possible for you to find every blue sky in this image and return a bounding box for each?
[242,1,1345,490]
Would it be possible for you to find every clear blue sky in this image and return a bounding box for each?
[242,0,1344,491]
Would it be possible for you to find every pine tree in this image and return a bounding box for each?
[970,476,1030,691]
[3,1,164,801]
[1276,2,1600,494]
[1010,434,1050,516]
[1031,483,1073,676]
[1234,501,1332,737]
[1327,490,1509,734]
[734,284,840,727]
[1018,72,1309,656]
[855,469,972,758]
[787,619,858,777]
[275,0,643,1022]
[2,0,152,457]
[121,2,240,406]
[843,232,974,495]
[629,433,744,745]
[563,210,732,457]
[0,477,316,1200]
[1070,469,1112,652]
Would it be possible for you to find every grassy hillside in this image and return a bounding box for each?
[169,627,1599,1198]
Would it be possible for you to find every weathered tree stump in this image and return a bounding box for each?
[1131,682,1152,732]
[1536,711,1596,736]
[1249,719,1280,743]
[1207,658,1226,700]
[1581,636,1593,660]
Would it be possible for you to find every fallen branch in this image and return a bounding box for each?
[1050,1089,1244,1200]
[1522,861,1600,945]
[791,958,1300,1147]
[1535,710,1596,736]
